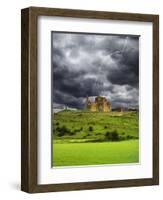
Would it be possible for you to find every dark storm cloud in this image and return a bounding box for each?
[52,32,139,109]
[53,66,103,97]
[107,45,139,87]
[53,90,84,109]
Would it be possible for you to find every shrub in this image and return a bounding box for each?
[105,131,112,140]
[105,130,120,141]
[68,131,75,136]
[56,126,60,132]
[126,135,134,140]
[88,126,93,131]
[74,128,82,133]
[111,130,119,141]
[56,126,70,137]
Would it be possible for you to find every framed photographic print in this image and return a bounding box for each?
[21,7,159,193]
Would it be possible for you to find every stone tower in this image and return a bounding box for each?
[86,96,111,112]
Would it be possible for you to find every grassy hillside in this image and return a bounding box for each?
[53,111,139,142]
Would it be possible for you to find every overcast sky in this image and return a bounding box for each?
[52,32,139,109]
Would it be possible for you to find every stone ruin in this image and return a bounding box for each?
[86,96,111,112]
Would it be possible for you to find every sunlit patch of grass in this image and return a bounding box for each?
[53,140,139,166]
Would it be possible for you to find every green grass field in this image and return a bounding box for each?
[52,111,139,167]
[53,140,139,166]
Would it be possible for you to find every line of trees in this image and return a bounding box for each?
[53,124,138,142]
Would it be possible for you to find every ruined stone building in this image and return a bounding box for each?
[86,96,111,112]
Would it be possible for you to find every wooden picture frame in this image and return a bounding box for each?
[21,7,159,193]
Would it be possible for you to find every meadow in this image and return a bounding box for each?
[52,111,139,167]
